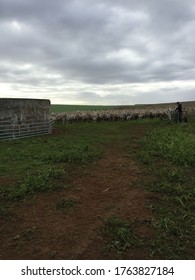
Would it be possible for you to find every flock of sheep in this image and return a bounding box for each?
[51,107,176,124]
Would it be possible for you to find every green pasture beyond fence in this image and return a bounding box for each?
[51,104,118,113]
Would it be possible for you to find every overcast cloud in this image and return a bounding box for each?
[0,0,195,105]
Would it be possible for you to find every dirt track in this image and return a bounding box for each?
[0,142,155,260]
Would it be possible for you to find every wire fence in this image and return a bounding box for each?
[0,119,52,140]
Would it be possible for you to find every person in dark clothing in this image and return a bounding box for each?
[175,102,182,123]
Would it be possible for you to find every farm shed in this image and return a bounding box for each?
[0,98,52,140]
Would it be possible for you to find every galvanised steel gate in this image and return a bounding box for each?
[0,119,52,140]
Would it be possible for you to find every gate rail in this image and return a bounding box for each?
[0,119,52,140]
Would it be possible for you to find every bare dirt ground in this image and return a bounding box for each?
[0,143,155,260]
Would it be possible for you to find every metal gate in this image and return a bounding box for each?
[0,119,52,140]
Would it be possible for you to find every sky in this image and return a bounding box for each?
[0,0,195,105]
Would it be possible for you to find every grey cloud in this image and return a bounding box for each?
[74,91,132,105]
[0,0,195,104]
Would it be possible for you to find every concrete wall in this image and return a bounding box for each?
[0,98,51,139]
[0,98,50,124]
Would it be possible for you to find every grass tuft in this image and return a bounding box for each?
[102,216,137,253]
[43,144,102,164]
[8,168,67,201]
[55,198,78,211]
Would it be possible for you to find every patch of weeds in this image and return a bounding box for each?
[146,167,195,259]
[138,150,153,165]
[8,168,66,201]
[148,180,183,195]
[150,199,194,259]
[140,126,195,166]
[50,168,67,179]
[102,216,137,253]
[55,198,78,211]
[138,124,195,259]
[137,125,195,259]
[164,167,186,183]
[173,193,195,211]
[43,144,102,164]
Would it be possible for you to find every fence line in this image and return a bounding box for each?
[0,119,52,140]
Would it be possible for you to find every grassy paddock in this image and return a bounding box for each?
[138,120,195,259]
[51,104,118,113]
[140,124,195,166]
[0,116,194,259]
[0,119,158,212]
[51,101,195,113]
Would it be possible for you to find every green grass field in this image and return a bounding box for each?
[51,104,118,112]
[51,101,195,113]
[137,120,195,259]
[0,116,194,259]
